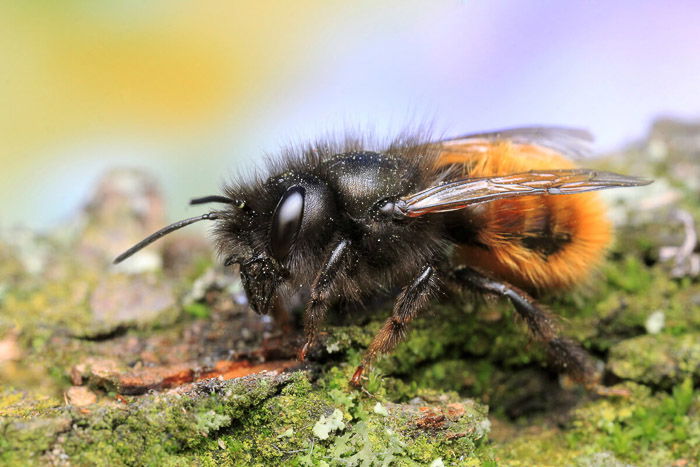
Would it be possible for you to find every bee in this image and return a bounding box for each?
[114,127,651,389]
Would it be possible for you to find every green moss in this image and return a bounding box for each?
[604,255,656,294]
[568,380,699,464]
[184,302,211,319]
[492,380,700,465]
[1,373,292,465]
[2,277,94,338]
[489,427,582,466]
[209,373,334,465]
[608,333,700,387]
[0,389,61,419]
[0,371,483,466]
[0,416,72,466]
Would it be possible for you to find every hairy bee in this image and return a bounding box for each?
[114,127,651,388]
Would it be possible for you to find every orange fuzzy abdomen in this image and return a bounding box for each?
[438,143,612,290]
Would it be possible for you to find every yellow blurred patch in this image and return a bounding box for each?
[0,1,334,164]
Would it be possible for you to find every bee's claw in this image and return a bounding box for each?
[350,365,365,388]
[298,341,311,361]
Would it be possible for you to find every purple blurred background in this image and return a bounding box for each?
[2,1,699,228]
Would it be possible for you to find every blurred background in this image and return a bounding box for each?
[2,1,699,229]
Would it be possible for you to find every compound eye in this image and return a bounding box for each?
[270,186,305,260]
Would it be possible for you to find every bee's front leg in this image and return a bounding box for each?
[351,265,438,387]
[299,239,353,361]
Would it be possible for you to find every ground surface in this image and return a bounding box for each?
[2,120,700,466]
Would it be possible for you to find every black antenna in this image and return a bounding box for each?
[190,195,234,205]
[113,212,220,264]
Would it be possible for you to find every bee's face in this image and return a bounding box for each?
[238,255,284,314]
[226,173,339,314]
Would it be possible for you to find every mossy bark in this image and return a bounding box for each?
[2,120,700,465]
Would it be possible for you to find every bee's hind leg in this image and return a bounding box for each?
[351,265,438,387]
[452,266,599,389]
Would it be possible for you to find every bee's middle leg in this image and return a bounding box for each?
[351,265,438,387]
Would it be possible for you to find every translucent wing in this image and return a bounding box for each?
[398,169,652,218]
[434,126,593,160]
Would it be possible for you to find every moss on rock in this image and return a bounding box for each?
[608,333,700,387]
[1,371,492,465]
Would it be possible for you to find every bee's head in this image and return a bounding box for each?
[212,172,338,314]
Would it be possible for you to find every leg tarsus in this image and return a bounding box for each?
[350,365,365,387]
[298,341,311,362]
[546,336,596,384]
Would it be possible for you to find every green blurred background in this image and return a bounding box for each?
[2,1,699,228]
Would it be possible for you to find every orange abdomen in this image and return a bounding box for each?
[437,142,612,290]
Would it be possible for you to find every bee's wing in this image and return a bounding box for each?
[433,126,593,160]
[398,169,652,218]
